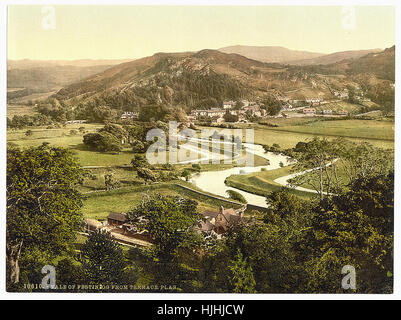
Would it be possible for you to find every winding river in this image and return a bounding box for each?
[178,136,291,208]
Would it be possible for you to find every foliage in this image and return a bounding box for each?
[226,190,247,204]
[79,230,126,285]
[181,169,191,181]
[303,172,394,293]
[136,167,158,184]
[6,145,84,285]
[131,154,149,169]
[228,248,256,293]
[126,194,201,261]
[223,112,239,123]
[83,132,122,152]
[291,137,394,197]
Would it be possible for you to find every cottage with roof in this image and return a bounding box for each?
[107,212,127,227]
[198,206,244,235]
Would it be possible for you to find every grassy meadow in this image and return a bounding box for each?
[228,118,394,149]
[82,182,243,220]
[225,166,314,200]
[7,116,394,221]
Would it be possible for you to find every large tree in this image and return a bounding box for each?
[303,172,394,293]
[79,230,127,286]
[127,194,201,261]
[6,144,84,286]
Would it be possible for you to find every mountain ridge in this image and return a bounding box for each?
[218,45,324,63]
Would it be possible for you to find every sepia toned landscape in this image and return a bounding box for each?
[6,5,394,293]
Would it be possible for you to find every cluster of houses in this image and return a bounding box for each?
[189,100,266,123]
[83,205,247,246]
[299,107,348,116]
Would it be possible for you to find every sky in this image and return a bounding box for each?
[7,5,395,60]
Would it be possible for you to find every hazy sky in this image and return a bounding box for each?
[8,5,395,60]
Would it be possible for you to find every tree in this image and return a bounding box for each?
[228,249,256,293]
[126,194,201,261]
[104,172,119,191]
[89,105,118,123]
[265,189,311,221]
[181,169,191,181]
[226,190,247,204]
[83,132,122,152]
[131,154,149,170]
[136,167,157,184]
[7,145,84,286]
[292,138,394,198]
[261,96,282,116]
[99,123,128,143]
[131,139,146,153]
[56,258,84,290]
[79,230,126,285]
[291,137,340,199]
[223,112,239,123]
[303,172,394,293]
[25,130,33,137]
[234,101,244,110]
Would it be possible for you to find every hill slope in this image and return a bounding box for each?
[54,49,292,109]
[297,46,395,81]
[7,65,117,91]
[287,49,382,65]
[218,45,324,63]
[51,46,394,112]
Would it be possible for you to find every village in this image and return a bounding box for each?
[185,88,370,124]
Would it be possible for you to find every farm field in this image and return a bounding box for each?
[7,124,271,167]
[254,119,394,149]
[201,118,394,149]
[314,101,365,114]
[267,119,394,141]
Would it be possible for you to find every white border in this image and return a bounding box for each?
[0,0,399,300]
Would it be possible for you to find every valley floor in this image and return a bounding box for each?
[7,117,394,221]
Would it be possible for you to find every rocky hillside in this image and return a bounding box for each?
[51,46,394,111]
[54,49,300,109]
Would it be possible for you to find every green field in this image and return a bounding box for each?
[268,119,393,141]
[225,166,313,200]
[248,119,393,149]
[7,124,159,166]
[82,182,243,220]
[201,118,394,149]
